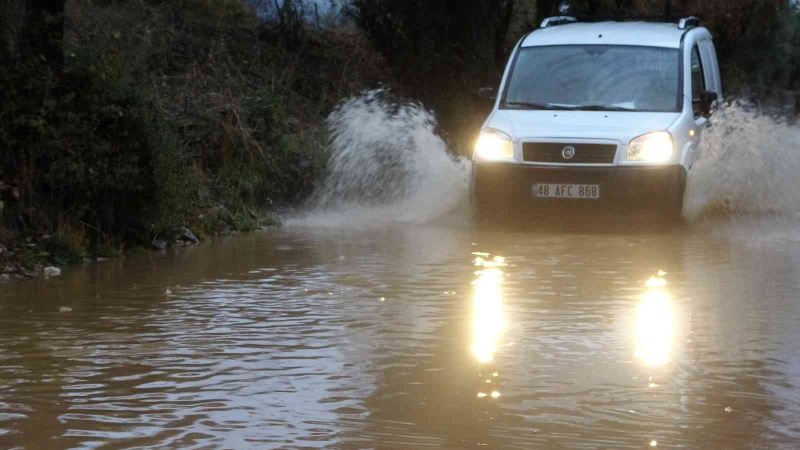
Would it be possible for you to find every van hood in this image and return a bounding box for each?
[487,109,681,143]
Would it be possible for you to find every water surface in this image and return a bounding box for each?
[2,220,800,449]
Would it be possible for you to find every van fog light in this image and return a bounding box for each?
[627,131,674,163]
[475,129,514,161]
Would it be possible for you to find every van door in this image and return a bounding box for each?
[699,39,723,99]
[690,44,708,121]
[683,32,720,169]
[686,42,712,152]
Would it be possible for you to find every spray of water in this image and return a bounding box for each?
[288,90,800,227]
[683,103,800,221]
[286,90,470,227]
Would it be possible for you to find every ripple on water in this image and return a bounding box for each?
[1,226,800,448]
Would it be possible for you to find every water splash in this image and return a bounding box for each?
[289,92,800,227]
[287,90,470,227]
[684,103,800,221]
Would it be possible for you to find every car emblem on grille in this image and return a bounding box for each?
[561,146,576,160]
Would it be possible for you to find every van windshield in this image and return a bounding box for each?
[501,45,681,112]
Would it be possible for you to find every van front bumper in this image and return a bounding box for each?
[471,162,687,217]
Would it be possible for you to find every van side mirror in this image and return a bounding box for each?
[477,87,497,102]
[699,90,718,117]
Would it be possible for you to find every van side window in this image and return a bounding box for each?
[691,45,706,117]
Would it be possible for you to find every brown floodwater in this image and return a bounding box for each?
[1,219,800,449]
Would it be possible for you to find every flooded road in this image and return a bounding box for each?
[2,220,800,449]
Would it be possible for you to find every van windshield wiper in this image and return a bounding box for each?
[574,104,636,111]
[503,101,578,111]
[504,102,637,112]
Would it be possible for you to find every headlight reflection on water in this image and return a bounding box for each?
[635,274,675,367]
[471,254,507,364]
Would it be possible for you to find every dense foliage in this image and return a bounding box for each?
[0,0,386,265]
[0,60,166,254]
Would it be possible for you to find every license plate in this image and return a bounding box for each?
[534,183,600,199]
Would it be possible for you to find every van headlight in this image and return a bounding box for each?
[626,131,674,163]
[474,129,514,161]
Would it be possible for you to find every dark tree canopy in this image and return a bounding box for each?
[1,0,64,65]
[27,0,65,66]
[349,0,514,94]
[347,0,516,152]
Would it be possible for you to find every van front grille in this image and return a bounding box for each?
[522,143,617,164]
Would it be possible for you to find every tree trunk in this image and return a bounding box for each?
[22,0,64,67]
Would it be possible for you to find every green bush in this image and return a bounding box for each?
[0,58,171,247]
[0,0,387,263]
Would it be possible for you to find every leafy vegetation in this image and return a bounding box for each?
[0,0,386,271]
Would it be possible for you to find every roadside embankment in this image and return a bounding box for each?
[0,0,388,281]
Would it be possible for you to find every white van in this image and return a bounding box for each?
[471,17,722,221]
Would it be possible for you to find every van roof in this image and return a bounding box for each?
[522,22,690,49]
